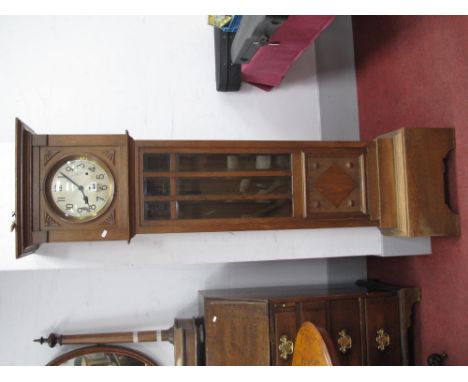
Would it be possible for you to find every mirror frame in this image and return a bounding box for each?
[47,345,158,366]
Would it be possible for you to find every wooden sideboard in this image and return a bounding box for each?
[199,280,420,366]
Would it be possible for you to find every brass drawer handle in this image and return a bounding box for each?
[337,329,352,354]
[376,329,390,351]
[278,334,294,360]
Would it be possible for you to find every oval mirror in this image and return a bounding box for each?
[47,345,157,366]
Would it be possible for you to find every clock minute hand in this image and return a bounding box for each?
[59,171,80,188]
[59,172,90,205]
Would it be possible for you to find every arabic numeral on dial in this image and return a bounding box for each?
[89,204,96,210]
[66,204,74,210]
[66,166,73,172]
[96,174,105,179]
[96,196,105,202]
[88,166,96,172]
[77,163,85,169]
[99,185,108,191]
[57,197,66,203]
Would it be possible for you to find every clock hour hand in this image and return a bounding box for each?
[59,171,90,205]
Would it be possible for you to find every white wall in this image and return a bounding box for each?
[0,15,323,143]
[315,15,361,141]
[0,16,429,365]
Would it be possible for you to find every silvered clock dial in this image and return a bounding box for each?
[47,156,115,221]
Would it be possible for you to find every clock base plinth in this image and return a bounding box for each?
[375,128,459,237]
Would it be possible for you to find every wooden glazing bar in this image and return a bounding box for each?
[143,193,292,202]
[170,153,177,219]
[142,170,292,178]
[292,152,306,218]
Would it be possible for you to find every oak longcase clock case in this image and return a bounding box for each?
[15,118,459,258]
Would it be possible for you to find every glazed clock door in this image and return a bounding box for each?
[139,151,294,228]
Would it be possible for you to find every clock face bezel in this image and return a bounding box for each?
[45,154,116,223]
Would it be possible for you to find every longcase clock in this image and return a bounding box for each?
[14,118,459,258]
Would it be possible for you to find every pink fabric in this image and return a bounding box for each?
[241,15,335,90]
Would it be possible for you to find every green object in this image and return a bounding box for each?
[208,15,232,28]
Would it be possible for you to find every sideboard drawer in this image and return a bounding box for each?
[330,299,364,365]
[272,303,297,365]
[299,301,328,330]
[365,296,402,365]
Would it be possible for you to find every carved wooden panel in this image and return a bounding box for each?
[101,209,116,225]
[44,211,60,227]
[43,149,61,166]
[102,149,116,165]
[306,154,366,216]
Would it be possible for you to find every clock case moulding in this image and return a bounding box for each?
[14,118,460,259]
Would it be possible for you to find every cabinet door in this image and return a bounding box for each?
[204,299,270,365]
[329,299,364,366]
[272,303,297,366]
[365,296,402,365]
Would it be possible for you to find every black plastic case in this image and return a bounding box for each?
[214,28,241,92]
[230,16,288,64]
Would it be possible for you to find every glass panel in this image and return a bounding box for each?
[144,201,171,220]
[177,176,291,196]
[144,177,170,196]
[143,153,170,172]
[59,352,147,366]
[176,154,291,172]
[177,199,292,219]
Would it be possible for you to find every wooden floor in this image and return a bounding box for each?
[352,16,468,365]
